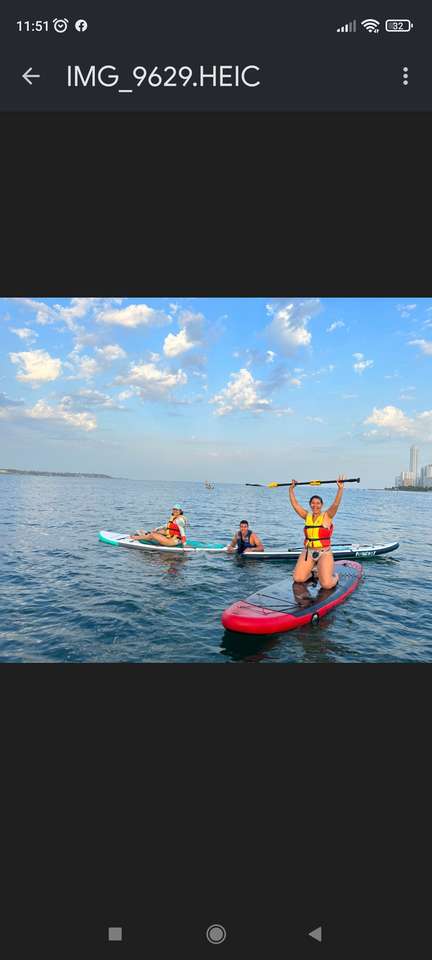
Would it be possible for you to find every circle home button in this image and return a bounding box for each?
[206,924,227,944]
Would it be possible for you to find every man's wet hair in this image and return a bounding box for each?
[240,520,249,526]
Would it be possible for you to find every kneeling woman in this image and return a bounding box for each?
[288,477,345,588]
[129,505,187,547]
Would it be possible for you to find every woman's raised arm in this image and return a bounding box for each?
[289,480,308,520]
[327,475,346,518]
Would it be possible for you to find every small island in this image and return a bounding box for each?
[385,485,431,492]
[0,468,113,479]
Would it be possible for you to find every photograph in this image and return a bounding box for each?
[1,296,431,663]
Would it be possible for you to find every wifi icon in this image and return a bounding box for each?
[361,18,380,33]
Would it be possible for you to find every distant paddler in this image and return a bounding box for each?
[289,476,346,588]
[227,519,264,554]
[129,504,187,547]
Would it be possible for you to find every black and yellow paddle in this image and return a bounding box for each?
[245,477,360,488]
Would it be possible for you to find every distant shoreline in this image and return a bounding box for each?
[385,486,431,492]
[0,468,113,479]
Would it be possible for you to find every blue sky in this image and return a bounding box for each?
[1,297,432,484]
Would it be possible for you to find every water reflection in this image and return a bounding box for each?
[125,549,189,578]
[220,630,282,662]
[221,613,352,663]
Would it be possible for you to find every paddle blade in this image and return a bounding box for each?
[267,481,279,488]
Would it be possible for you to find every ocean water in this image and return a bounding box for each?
[0,476,430,663]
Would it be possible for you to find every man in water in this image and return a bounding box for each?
[227,520,264,554]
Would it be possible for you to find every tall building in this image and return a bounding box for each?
[420,464,432,488]
[396,471,415,487]
[409,445,419,482]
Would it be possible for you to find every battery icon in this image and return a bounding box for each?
[385,19,414,31]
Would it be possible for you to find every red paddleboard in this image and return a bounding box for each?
[221,560,362,635]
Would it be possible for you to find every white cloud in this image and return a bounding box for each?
[118,388,136,402]
[65,342,126,381]
[265,298,321,355]
[163,310,205,358]
[56,297,116,320]
[65,355,100,381]
[164,327,194,357]
[342,393,357,399]
[0,397,96,431]
[10,298,55,325]
[400,386,415,400]
[310,364,335,377]
[366,406,412,433]
[9,349,62,385]
[62,390,120,409]
[9,327,38,344]
[306,416,325,423]
[115,361,187,400]
[9,297,116,327]
[416,411,432,436]
[210,367,285,417]
[409,339,432,356]
[396,303,417,319]
[266,350,277,363]
[363,404,432,441]
[282,365,333,387]
[27,399,96,431]
[95,344,126,361]
[96,303,170,328]
[326,320,345,333]
[353,352,374,374]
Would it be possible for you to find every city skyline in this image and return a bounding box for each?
[395,444,432,488]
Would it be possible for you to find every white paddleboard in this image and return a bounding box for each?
[99,531,227,553]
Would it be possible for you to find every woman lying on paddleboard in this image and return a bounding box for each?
[289,476,345,588]
[129,504,187,547]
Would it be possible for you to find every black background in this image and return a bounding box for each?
[1,109,431,956]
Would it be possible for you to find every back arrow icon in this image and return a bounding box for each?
[23,67,41,85]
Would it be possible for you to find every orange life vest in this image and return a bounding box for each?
[167,518,182,539]
[164,514,186,542]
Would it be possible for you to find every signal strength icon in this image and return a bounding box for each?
[337,20,357,32]
[361,19,380,33]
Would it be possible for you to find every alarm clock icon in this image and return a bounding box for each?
[53,18,69,33]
